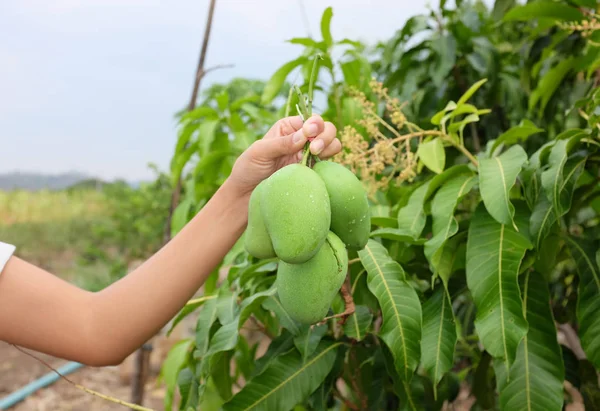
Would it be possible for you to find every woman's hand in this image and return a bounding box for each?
[228,114,341,197]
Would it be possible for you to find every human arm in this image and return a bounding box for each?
[0,115,339,366]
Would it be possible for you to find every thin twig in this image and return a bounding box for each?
[185,294,217,306]
[365,130,444,154]
[164,0,219,245]
[10,345,155,411]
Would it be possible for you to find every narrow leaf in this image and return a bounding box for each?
[262,296,301,335]
[343,305,373,341]
[421,288,457,391]
[491,119,544,154]
[566,237,600,369]
[320,7,334,47]
[294,324,329,362]
[499,271,565,411]
[396,165,473,239]
[456,78,488,106]
[503,1,584,22]
[358,240,422,381]
[424,173,476,276]
[466,204,531,374]
[198,119,220,156]
[478,144,528,229]
[417,138,446,174]
[252,331,295,378]
[223,341,340,411]
[541,138,587,220]
[261,57,307,105]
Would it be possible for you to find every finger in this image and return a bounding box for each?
[309,121,337,156]
[302,114,325,140]
[264,116,304,139]
[318,138,342,159]
[251,128,307,160]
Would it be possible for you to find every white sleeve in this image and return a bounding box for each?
[0,241,16,275]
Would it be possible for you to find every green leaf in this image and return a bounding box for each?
[216,287,239,325]
[223,341,340,411]
[343,305,373,341]
[287,37,320,48]
[531,149,585,249]
[171,141,198,186]
[503,1,584,22]
[541,138,587,221]
[529,196,557,250]
[566,237,600,369]
[370,228,426,244]
[262,295,301,335]
[490,120,544,154]
[529,57,575,114]
[206,288,277,357]
[396,165,473,239]
[320,7,333,47]
[210,351,233,401]
[499,271,565,411]
[159,339,193,410]
[420,288,457,393]
[436,232,467,288]
[396,182,430,239]
[456,78,488,106]
[196,298,219,357]
[522,141,555,209]
[431,101,457,126]
[417,138,446,174]
[478,144,528,229]
[197,119,220,156]
[358,240,422,381]
[171,197,193,238]
[466,204,531,375]
[168,295,216,337]
[177,368,199,410]
[252,331,295,378]
[424,173,477,277]
[294,324,329,362]
[261,57,307,105]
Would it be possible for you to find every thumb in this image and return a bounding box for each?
[253,128,307,160]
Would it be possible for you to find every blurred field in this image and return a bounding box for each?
[0,188,112,282]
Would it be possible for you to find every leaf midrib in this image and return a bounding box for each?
[242,342,340,410]
[495,157,511,225]
[433,292,446,382]
[498,224,510,375]
[365,244,409,379]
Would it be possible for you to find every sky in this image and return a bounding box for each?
[1,0,463,181]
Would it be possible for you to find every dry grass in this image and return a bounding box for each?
[0,189,107,225]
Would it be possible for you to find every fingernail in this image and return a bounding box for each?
[306,123,319,137]
[293,129,306,144]
[310,139,324,155]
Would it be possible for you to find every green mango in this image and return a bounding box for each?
[261,163,331,264]
[244,180,276,259]
[313,161,371,250]
[277,231,348,324]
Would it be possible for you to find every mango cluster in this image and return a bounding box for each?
[244,160,370,324]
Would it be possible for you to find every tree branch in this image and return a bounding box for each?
[163,0,219,245]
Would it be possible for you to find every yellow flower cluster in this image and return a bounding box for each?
[335,79,424,196]
[559,12,600,46]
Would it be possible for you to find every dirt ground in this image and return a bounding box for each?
[0,342,167,411]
